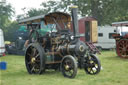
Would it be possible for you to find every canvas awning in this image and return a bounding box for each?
[44,12,71,24]
[18,12,71,25]
[18,15,44,24]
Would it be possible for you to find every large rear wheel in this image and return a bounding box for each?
[25,43,45,74]
[116,39,128,58]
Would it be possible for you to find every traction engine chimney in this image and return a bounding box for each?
[71,6,79,37]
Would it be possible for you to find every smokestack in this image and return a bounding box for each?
[71,6,79,37]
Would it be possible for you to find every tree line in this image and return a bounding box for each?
[26,0,128,25]
[0,0,128,41]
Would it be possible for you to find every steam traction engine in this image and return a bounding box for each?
[112,21,128,58]
[19,7,101,78]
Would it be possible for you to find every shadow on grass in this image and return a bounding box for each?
[44,70,60,74]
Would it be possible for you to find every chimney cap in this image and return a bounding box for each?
[70,6,78,8]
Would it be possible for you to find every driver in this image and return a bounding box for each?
[24,29,32,49]
[67,22,71,29]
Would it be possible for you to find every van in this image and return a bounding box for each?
[0,29,5,57]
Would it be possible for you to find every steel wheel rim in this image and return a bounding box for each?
[117,39,128,58]
[25,45,42,74]
[61,55,77,78]
[85,55,101,74]
[62,59,74,77]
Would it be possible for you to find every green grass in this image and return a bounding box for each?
[0,51,128,85]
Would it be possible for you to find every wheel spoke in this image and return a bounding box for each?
[27,53,31,57]
[95,64,98,68]
[27,61,31,64]
[91,58,97,63]
[90,68,94,73]
[87,68,91,72]
[35,60,40,62]
[31,65,36,72]
[84,55,100,75]
[35,53,39,58]
[32,48,36,56]
[69,70,73,75]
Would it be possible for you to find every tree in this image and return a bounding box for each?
[26,0,77,17]
[114,0,128,21]
[50,0,128,25]
[24,0,128,25]
[26,8,45,17]
[4,21,20,41]
[0,2,14,35]
[0,1,16,41]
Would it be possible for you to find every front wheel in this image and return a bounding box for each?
[84,54,101,75]
[61,55,77,78]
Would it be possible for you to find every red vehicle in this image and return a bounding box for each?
[74,17,100,54]
[112,21,128,58]
[78,17,98,43]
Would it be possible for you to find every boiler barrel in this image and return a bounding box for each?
[59,41,87,56]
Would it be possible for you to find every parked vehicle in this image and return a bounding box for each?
[112,21,128,58]
[77,17,100,54]
[94,26,116,50]
[5,26,28,55]
[18,7,101,78]
[0,29,5,57]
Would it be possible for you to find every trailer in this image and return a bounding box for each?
[76,17,100,54]
[0,29,5,57]
[94,26,116,50]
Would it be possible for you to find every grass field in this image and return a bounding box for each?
[0,51,128,85]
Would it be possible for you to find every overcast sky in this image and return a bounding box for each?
[6,0,54,15]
